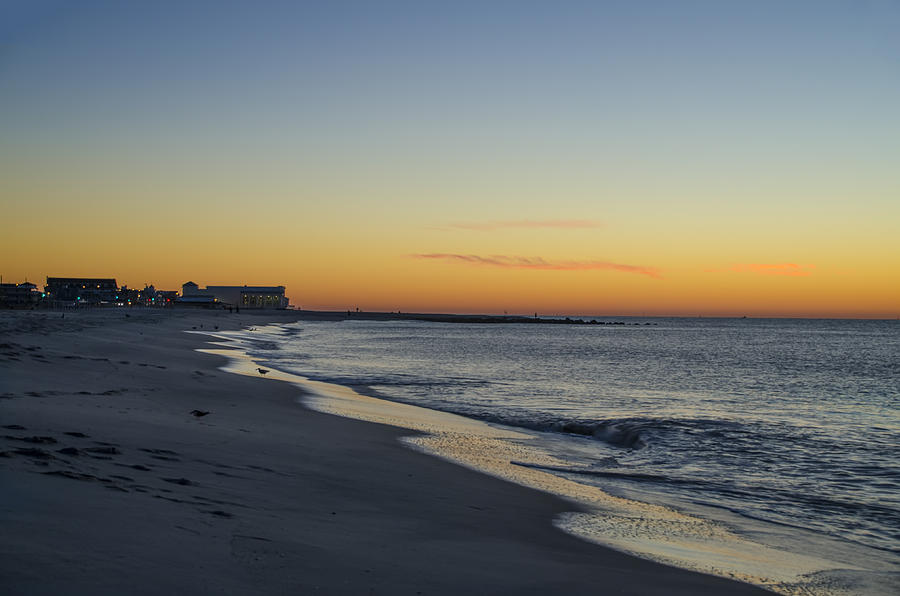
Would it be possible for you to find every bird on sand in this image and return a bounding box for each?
[190,410,210,417]
[257,368,269,375]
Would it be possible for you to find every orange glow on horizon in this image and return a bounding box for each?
[4,224,898,319]
[3,215,898,320]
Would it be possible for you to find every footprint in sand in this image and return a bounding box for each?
[42,470,99,481]
[5,435,57,445]
[85,446,120,455]
[206,510,233,518]
[140,448,179,455]
[111,461,152,472]
[12,447,55,459]
[140,447,180,462]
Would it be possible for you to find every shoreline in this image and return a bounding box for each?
[213,321,898,595]
[1,308,777,594]
[5,305,895,325]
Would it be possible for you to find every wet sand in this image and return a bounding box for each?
[0,308,771,594]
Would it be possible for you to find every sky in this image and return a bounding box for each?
[1,0,898,317]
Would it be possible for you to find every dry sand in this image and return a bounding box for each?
[0,308,771,594]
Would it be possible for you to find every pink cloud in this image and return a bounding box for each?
[447,219,604,231]
[412,254,661,278]
[729,263,815,277]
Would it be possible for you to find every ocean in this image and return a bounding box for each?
[218,317,899,594]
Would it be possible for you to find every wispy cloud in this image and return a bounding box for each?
[412,253,661,278]
[445,219,604,231]
[707,263,816,277]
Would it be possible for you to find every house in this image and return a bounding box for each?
[0,282,41,307]
[178,281,218,306]
[44,277,118,304]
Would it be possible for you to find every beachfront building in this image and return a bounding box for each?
[180,281,289,309]
[45,277,118,304]
[0,282,41,307]
[178,281,218,306]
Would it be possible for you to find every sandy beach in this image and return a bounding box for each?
[0,308,771,595]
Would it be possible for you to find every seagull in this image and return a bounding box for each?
[190,410,210,417]
[257,368,269,375]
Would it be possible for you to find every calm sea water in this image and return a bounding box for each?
[240,317,899,558]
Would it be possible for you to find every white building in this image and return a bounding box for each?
[180,281,289,309]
